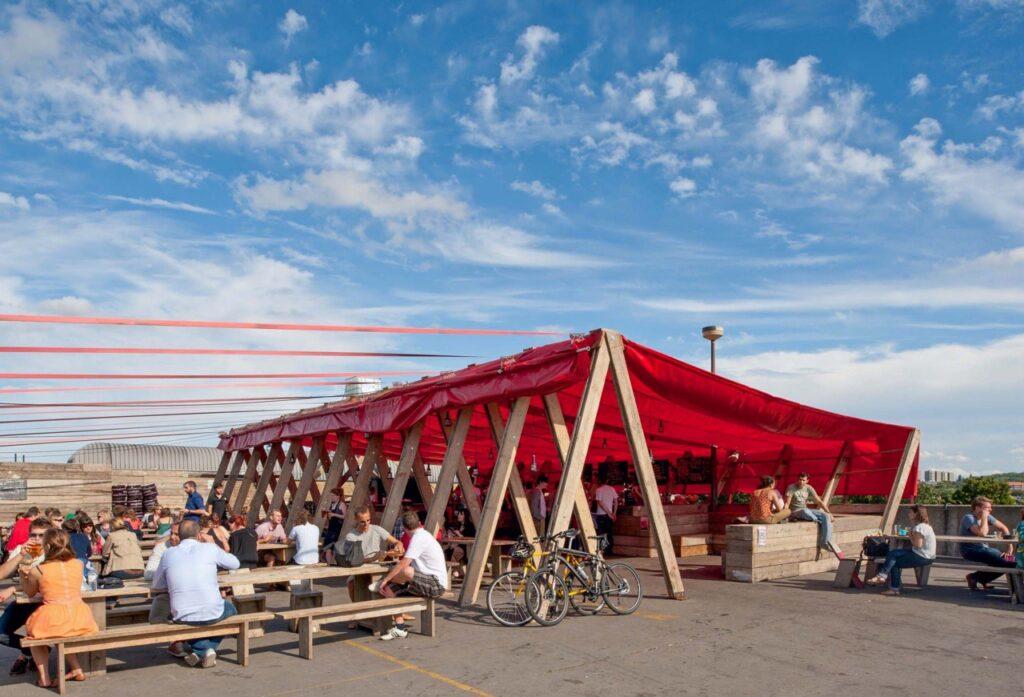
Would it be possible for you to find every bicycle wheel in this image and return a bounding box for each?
[566,569,606,615]
[487,571,533,627]
[601,562,643,615]
[525,569,570,626]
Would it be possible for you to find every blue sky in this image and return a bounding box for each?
[0,0,1021,473]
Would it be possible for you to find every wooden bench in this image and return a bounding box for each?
[107,593,268,630]
[274,596,435,659]
[21,610,274,695]
[836,555,1024,605]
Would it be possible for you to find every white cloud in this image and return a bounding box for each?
[103,195,216,215]
[755,211,822,249]
[0,192,30,210]
[632,88,657,114]
[908,73,930,96]
[541,202,564,217]
[279,9,308,45]
[976,90,1024,120]
[510,180,558,200]
[233,170,468,224]
[669,177,696,197]
[436,224,607,269]
[374,136,425,160]
[499,25,559,85]
[900,118,1024,233]
[857,0,928,37]
[159,5,193,34]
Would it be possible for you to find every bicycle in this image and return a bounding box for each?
[525,529,643,626]
[486,536,549,627]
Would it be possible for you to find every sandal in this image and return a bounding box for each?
[36,677,54,688]
[65,669,86,682]
[9,656,29,675]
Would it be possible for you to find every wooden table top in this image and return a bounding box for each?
[889,533,1017,544]
[443,537,517,546]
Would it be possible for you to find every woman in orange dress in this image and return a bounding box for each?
[20,528,98,688]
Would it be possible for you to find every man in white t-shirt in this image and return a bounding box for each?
[370,511,447,641]
[592,474,618,553]
[287,511,322,565]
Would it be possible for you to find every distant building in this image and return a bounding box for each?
[923,469,961,483]
[1007,481,1024,495]
[345,378,382,397]
[68,442,225,472]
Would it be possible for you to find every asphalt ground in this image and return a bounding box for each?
[1,556,1020,696]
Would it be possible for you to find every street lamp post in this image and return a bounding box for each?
[701,325,724,374]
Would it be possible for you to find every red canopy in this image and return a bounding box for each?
[218,329,918,498]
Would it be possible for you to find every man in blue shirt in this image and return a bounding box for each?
[153,519,240,667]
[182,480,206,523]
[959,495,1014,591]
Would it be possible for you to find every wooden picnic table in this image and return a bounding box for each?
[14,562,390,676]
[257,541,295,565]
[888,533,1018,547]
[443,537,517,579]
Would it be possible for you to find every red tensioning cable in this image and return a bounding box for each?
[0,379,377,395]
[0,371,423,380]
[0,313,561,336]
[0,346,469,358]
[0,393,347,408]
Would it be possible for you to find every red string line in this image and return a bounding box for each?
[0,408,286,425]
[0,346,470,358]
[0,393,348,409]
[0,371,424,380]
[0,427,227,447]
[0,379,376,395]
[0,313,561,336]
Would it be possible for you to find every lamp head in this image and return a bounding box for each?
[701,325,724,342]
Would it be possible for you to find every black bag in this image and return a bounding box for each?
[862,536,889,558]
[335,540,365,568]
[97,576,125,589]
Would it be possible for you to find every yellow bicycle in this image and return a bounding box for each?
[486,537,550,626]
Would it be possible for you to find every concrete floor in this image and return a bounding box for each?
[1,556,1020,696]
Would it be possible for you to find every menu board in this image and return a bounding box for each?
[0,479,27,501]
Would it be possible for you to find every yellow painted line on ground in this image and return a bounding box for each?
[265,667,409,696]
[638,612,675,621]
[347,640,493,697]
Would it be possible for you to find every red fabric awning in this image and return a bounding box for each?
[218,330,918,498]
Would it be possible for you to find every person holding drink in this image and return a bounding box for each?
[0,518,51,675]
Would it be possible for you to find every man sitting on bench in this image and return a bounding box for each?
[153,519,240,668]
[370,511,446,641]
[960,496,1015,591]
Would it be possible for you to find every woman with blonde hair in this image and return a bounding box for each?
[20,528,98,687]
[101,518,145,580]
[867,505,936,596]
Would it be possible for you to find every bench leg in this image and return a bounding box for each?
[238,622,250,667]
[298,616,314,659]
[915,565,931,587]
[421,598,435,638]
[864,559,878,582]
[56,643,67,696]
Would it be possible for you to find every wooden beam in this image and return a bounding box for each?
[268,441,301,518]
[820,441,852,507]
[541,393,598,555]
[437,412,483,527]
[380,422,425,532]
[605,330,686,601]
[286,435,326,531]
[410,454,433,509]
[247,442,283,525]
[772,444,794,483]
[222,448,250,506]
[232,446,265,516]
[312,432,351,532]
[483,403,538,544]
[285,444,306,512]
[459,396,530,607]
[880,429,921,534]
[424,407,474,536]
[308,445,333,508]
[546,338,610,537]
[211,451,232,490]
[339,435,384,540]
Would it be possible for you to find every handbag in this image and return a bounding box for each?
[862,536,889,558]
[96,576,125,589]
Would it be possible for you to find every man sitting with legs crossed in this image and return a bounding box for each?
[370,511,447,641]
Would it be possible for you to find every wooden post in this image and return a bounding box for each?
[380,422,425,532]
[605,330,686,600]
[821,441,852,508]
[410,454,434,509]
[772,444,793,483]
[340,435,384,540]
[211,451,232,490]
[222,448,251,506]
[312,432,352,531]
[424,407,474,535]
[309,445,333,510]
[233,446,265,516]
[286,435,326,531]
[483,403,538,544]
[546,338,610,538]
[459,396,530,607]
[541,393,598,555]
[268,441,301,518]
[880,429,921,534]
[437,412,483,527]
[247,443,283,525]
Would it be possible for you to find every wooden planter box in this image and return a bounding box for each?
[612,504,712,558]
[722,514,881,582]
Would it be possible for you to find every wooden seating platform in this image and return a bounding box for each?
[274,596,435,659]
[21,610,274,695]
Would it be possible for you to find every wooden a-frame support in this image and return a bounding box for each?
[482,402,538,542]
[880,429,921,534]
[541,394,599,554]
[285,435,325,531]
[458,396,531,606]
[247,442,284,525]
[820,440,852,508]
[211,451,232,491]
[423,407,473,535]
[437,412,483,527]
[311,432,352,532]
[379,422,425,532]
[339,435,384,540]
[268,441,301,518]
[232,446,265,516]
[222,448,251,507]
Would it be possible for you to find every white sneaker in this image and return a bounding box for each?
[368,580,382,594]
[183,652,201,667]
[379,625,408,641]
[200,649,217,668]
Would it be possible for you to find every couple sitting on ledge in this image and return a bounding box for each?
[747,473,844,559]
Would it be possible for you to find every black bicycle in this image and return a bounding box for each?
[525,529,643,626]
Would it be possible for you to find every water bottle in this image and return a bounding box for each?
[86,563,98,592]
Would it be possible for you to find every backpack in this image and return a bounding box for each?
[862,536,889,558]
